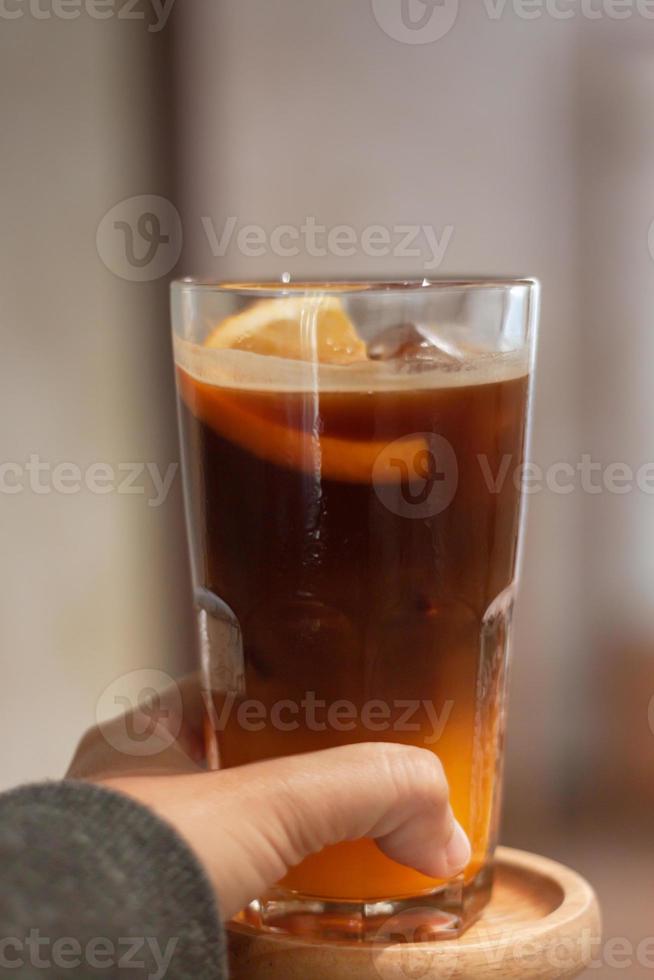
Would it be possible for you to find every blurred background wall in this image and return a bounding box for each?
[1,1,653,974]
[0,7,193,789]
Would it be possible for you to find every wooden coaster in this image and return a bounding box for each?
[227,847,601,979]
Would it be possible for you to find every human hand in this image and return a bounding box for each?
[68,675,471,920]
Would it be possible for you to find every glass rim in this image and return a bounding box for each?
[171,276,539,298]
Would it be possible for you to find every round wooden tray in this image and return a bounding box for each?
[227,847,601,979]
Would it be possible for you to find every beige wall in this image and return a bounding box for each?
[0,11,193,791]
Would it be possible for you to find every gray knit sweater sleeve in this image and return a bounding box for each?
[0,781,227,978]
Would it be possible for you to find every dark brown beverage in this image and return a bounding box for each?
[176,360,528,903]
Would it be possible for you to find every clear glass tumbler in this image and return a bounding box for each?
[171,278,539,942]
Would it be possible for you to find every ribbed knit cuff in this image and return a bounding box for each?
[0,780,226,979]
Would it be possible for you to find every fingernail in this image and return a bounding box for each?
[445,819,471,874]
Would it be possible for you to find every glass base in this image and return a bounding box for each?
[236,865,494,944]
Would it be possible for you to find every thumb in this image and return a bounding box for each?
[111,742,471,919]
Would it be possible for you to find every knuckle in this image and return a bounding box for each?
[372,743,449,807]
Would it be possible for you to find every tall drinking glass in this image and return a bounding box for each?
[171,279,538,942]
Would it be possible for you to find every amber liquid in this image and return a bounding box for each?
[177,366,529,902]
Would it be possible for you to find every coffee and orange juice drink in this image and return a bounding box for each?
[173,283,535,938]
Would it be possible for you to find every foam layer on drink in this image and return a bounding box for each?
[174,335,529,394]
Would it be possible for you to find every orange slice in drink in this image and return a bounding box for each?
[205,295,368,364]
[178,368,428,485]
[178,297,429,484]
